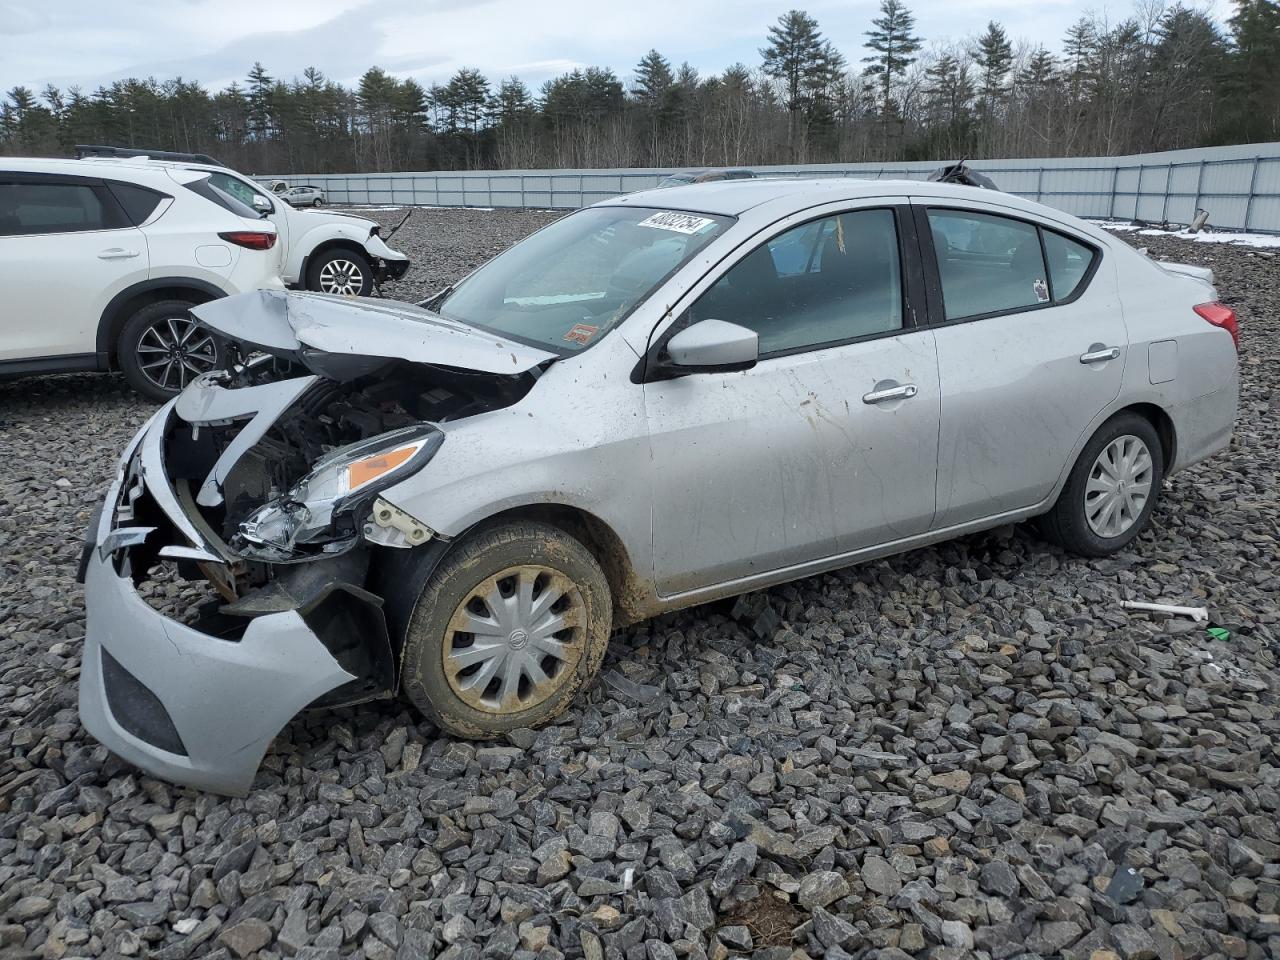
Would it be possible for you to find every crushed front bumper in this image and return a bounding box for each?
[77,402,378,796]
[366,233,410,282]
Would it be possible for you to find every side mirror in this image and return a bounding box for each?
[661,318,758,376]
[252,194,273,216]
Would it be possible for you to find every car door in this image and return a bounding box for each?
[641,201,940,596]
[0,174,148,362]
[917,202,1126,528]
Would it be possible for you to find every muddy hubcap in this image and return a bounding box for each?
[443,565,584,713]
[1085,434,1153,538]
[319,259,363,295]
[136,317,218,392]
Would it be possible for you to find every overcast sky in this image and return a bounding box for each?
[2,0,1234,98]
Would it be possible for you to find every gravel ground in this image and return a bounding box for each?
[1,210,1277,960]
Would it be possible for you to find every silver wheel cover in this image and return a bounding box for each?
[443,564,585,713]
[1085,434,1154,538]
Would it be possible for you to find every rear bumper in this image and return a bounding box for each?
[77,406,363,796]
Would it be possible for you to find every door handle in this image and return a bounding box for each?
[98,248,140,260]
[1079,346,1120,364]
[862,383,918,404]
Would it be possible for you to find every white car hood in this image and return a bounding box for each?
[191,290,556,377]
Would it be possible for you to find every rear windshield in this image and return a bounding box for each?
[437,206,733,353]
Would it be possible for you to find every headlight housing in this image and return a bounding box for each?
[239,425,443,559]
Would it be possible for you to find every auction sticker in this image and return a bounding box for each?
[637,211,716,235]
[564,323,599,345]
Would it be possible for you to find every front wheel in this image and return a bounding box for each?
[117,300,224,401]
[1039,412,1164,557]
[307,248,372,296]
[400,521,613,738]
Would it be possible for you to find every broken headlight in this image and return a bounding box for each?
[239,425,443,559]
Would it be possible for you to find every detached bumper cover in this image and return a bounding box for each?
[78,411,359,796]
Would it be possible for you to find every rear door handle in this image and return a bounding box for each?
[862,383,918,404]
[1079,346,1120,364]
[98,248,140,260]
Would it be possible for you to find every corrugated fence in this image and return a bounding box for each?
[262,141,1280,233]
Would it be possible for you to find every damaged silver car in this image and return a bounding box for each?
[80,179,1238,794]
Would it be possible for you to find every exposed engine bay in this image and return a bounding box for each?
[166,356,536,568]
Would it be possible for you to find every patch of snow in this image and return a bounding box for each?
[1092,219,1280,248]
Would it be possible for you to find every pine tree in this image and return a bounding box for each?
[1227,0,1280,140]
[1016,47,1058,93]
[245,62,274,140]
[862,0,922,118]
[1063,18,1098,100]
[761,10,843,157]
[975,21,1012,115]
[632,50,674,106]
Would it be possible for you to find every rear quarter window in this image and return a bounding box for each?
[1043,229,1097,300]
[107,182,169,225]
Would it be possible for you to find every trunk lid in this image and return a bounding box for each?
[1155,260,1215,285]
[191,290,556,379]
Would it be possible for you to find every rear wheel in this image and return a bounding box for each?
[117,300,223,401]
[307,248,372,296]
[400,521,612,738]
[312,197,322,207]
[1040,412,1164,556]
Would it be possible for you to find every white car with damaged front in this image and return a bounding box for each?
[79,178,1238,795]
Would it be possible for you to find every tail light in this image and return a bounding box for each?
[1193,302,1239,352]
[219,230,277,251]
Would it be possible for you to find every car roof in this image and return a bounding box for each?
[2,154,249,180]
[0,155,195,187]
[602,176,1095,231]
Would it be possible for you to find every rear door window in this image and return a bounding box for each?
[0,181,123,236]
[927,209,1047,320]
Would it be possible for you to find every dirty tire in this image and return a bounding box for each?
[306,247,372,296]
[117,300,223,402]
[401,520,612,738]
[1039,412,1164,557]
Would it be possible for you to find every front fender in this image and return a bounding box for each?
[286,220,380,281]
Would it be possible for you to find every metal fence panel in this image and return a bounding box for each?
[262,142,1280,232]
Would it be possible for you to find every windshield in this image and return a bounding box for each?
[437,206,733,353]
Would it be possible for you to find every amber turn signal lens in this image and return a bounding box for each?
[347,447,417,491]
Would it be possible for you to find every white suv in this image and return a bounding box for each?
[1,152,411,399]
[74,151,411,298]
[0,156,289,399]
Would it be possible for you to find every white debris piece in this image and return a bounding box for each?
[1120,600,1210,622]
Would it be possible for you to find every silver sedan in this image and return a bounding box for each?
[79,178,1238,794]
[279,184,325,207]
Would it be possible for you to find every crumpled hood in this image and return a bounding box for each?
[191,290,556,377]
